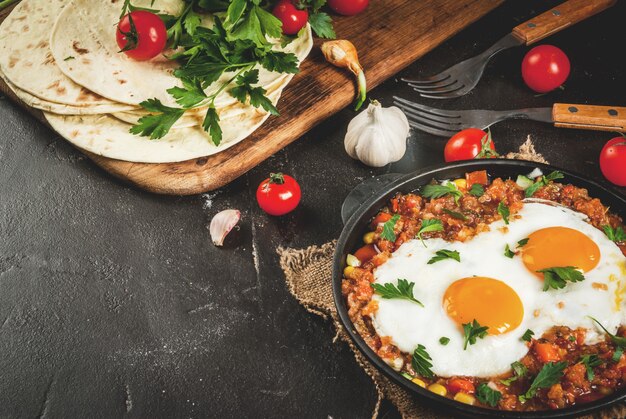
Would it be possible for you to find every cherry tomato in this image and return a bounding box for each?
[521,45,570,93]
[256,173,302,216]
[599,136,626,186]
[327,0,369,16]
[444,128,497,162]
[116,11,167,61]
[272,0,308,35]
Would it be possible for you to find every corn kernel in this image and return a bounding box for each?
[454,392,475,405]
[427,383,447,396]
[411,378,426,388]
[363,232,376,244]
[343,266,355,277]
[453,179,467,190]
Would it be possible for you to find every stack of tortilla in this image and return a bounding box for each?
[0,0,312,163]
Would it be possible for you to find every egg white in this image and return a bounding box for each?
[372,202,626,377]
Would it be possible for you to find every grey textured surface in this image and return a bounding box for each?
[1,1,625,418]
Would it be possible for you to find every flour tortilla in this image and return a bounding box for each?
[50,0,312,108]
[44,79,289,163]
[1,71,137,114]
[0,0,130,109]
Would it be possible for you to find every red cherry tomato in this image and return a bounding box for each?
[600,136,626,186]
[272,0,309,35]
[521,45,570,93]
[256,173,302,216]
[116,11,167,61]
[327,0,369,16]
[444,128,497,162]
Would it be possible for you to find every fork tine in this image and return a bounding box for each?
[419,88,468,100]
[402,108,463,131]
[394,103,461,125]
[412,82,466,96]
[401,74,450,84]
[392,97,458,117]
[408,121,458,137]
[407,79,459,91]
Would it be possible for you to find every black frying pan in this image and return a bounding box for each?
[332,159,626,418]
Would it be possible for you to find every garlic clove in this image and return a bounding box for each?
[210,209,241,246]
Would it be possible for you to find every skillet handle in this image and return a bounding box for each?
[512,0,616,45]
[552,104,626,132]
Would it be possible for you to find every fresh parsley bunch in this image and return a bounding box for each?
[128,0,334,143]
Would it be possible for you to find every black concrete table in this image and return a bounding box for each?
[1,1,624,417]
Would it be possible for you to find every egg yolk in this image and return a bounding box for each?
[522,227,600,277]
[443,277,524,335]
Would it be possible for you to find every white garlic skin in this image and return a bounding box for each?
[344,101,410,167]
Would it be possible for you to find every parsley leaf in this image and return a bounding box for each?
[519,362,567,402]
[129,99,185,139]
[261,51,300,73]
[603,225,626,243]
[476,383,501,407]
[226,2,282,48]
[525,171,564,197]
[538,266,585,291]
[417,219,443,246]
[462,319,489,350]
[589,316,626,348]
[504,244,515,258]
[380,214,400,242]
[371,279,423,307]
[580,354,602,381]
[517,238,529,247]
[308,12,336,38]
[469,183,484,197]
[203,106,222,146]
[439,337,450,345]
[229,69,278,115]
[501,361,528,386]
[422,183,463,204]
[497,201,510,225]
[613,347,624,363]
[412,344,434,379]
[442,208,467,221]
[167,78,208,108]
[521,329,534,342]
[427,249,460,265]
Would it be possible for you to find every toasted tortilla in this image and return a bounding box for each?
[44,79,290,163]
[0,0,130,109]
[50,0,312,108]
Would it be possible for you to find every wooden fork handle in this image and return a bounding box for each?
[552,104,626,132]
[512,0,616,45]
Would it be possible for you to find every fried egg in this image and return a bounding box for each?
[372,202,626,377]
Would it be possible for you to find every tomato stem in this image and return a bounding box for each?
[269,172,285,184]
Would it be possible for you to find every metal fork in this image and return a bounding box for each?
[393,97,626,137]
[402,0,616,99]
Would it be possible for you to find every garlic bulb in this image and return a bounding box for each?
[344,100,410,167]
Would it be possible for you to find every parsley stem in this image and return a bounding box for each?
[209,65,252,103]
[0,0,19,10]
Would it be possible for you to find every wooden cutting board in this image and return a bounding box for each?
[0,0,503,195]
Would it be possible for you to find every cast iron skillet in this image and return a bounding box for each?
[332,160,626,418]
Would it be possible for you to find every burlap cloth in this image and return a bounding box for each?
[278,140,626,418]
